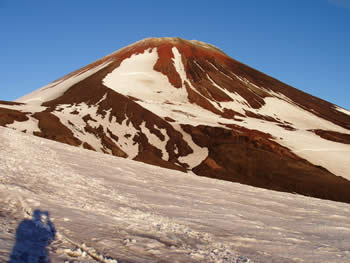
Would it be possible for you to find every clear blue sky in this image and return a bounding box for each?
[1,0,349,109]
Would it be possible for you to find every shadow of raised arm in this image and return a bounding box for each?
[8,209,56,263]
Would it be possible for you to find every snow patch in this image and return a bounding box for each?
[53,103,139,158]
[16,61,112,105]
[193,60,205,72]
[139,122,169,160]
[0,103,46,134]
[96,93,108,104]
[206,74,249,114]
[258,97,347,131]
[0,103,47,113]
[208,61,234,80]
[176,125,208,168]
[239,117,350,180]
[335,106,350,116]
[6,114,41,134]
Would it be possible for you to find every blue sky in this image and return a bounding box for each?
[1,0,349,109]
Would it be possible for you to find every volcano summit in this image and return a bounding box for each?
[1,37,350,203]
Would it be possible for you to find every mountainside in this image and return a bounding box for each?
[1,126,350,263]
[1,37,350,203]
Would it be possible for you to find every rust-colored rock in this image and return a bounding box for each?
[309,129,350,144]
[0,107,29,126]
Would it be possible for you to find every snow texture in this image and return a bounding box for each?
[1,126,350,263]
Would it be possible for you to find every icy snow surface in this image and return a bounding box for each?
[1,126,350,263]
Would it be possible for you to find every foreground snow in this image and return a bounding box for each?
[1,127,350,263]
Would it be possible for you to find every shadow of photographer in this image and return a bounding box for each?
[8,209,56,263]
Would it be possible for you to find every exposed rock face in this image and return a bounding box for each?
[1,37,350,203]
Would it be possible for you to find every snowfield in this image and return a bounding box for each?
[1,126,350,262]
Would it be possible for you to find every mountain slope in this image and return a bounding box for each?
[1,37,350,203]
[1,126,350,263]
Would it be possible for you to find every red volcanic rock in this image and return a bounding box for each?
[153,43,182,89]
[309,129,350,144]
[1,37,350,203]
[0,107,29,126]
[32,111,82,147]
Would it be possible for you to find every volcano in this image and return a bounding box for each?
[1,37,350,203]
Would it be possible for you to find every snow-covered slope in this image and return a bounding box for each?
[1,37,350,203]
[1,126,350,263]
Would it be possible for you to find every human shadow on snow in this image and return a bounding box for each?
[8,209,56,263]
